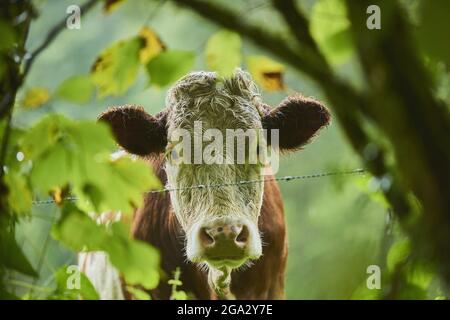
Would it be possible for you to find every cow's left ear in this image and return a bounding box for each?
[98,105,167,156]
[262,95,331,151]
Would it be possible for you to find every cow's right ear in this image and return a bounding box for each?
[98,105,167,156]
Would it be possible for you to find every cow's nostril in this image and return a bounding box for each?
[200,228,214,246]
[235,225,249,244]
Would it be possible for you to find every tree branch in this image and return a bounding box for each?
[170,0,332,85]
[0,0,100,179]
[346,0,450,286]
[167,0,413,225]
[168,0,376,132]
[271,0,326,66]
[22,0,100,77]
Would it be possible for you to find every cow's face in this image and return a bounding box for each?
[99,69,330,272]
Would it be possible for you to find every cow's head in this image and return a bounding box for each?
[99,69,330,277]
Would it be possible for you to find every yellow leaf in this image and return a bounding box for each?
[104,0,126,14]
[246,55,285,91]
[90,37,141,97]
[138,26,166,64]
[22,87,50,109]
[52,187,63,205]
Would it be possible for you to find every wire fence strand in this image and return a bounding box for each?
[31,168,365,206]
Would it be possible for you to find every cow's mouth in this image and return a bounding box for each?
[205,256,248,268]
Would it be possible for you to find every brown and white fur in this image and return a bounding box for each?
[80,69,330,299]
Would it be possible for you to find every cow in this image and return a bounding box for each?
[80,69,330,300]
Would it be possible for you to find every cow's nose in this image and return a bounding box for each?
[199,223,250,253]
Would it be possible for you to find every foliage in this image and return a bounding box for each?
[1,114,161,297]
[1,0,449,301]
[246,55,285,91]
[46,265,99,300]
[90,37,142,97]
[205,30,242,77]
[55,75,95,104]
[138,26,166,64]
[20,114,161,213]
[169,268,188,300]
[146,50,195,86]
[0,229,37,278]
[21,87,50,109]
[52,203,160,290]
[310,0,354,65]
[415,0,450,66]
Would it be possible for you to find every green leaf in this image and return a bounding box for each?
[51,204,106,251]
[387,239,411,273]
[324,28,353,63]
[73,154,161,214]
[146,50,195,86]
[53,204,161,290]
[79,272,100,300]
[171,290,188,300]
[21,87,50,109]
[107,222,160,289]
[56,75,95,104]
[350,281,381,300]
[0,19,16,52]
[352,175,390,209]
[91,37,142,97]
[310,0,354,65]
[168,279,182,286]
[397,283,428,300]
[405,262,434,291]
[0,289,19,300]
[49,265,100,300]
[205,30,241,77]
[0,231,37,277]
[416,0,450,66]
[20,115,160,213]
[126,286,151,300]
[4,171,32,215]
[0,122,24,170]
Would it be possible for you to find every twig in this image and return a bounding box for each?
[23,0,100,77]
[1,0,99,179]
[167,0,415,266]
[143,0,166,26]
[0,111,12,179]
[170,0,331,83]
[271,0,324,62]
[169,0,370,118]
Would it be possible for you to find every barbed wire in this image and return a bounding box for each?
[32,196,78,206]
[31,168,365,206]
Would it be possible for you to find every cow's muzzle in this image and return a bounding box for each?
[187,218,262,268]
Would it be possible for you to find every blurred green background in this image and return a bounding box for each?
[14,0,393,299]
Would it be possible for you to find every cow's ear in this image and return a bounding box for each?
[262,95,331,151]
[98,105,167,156]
